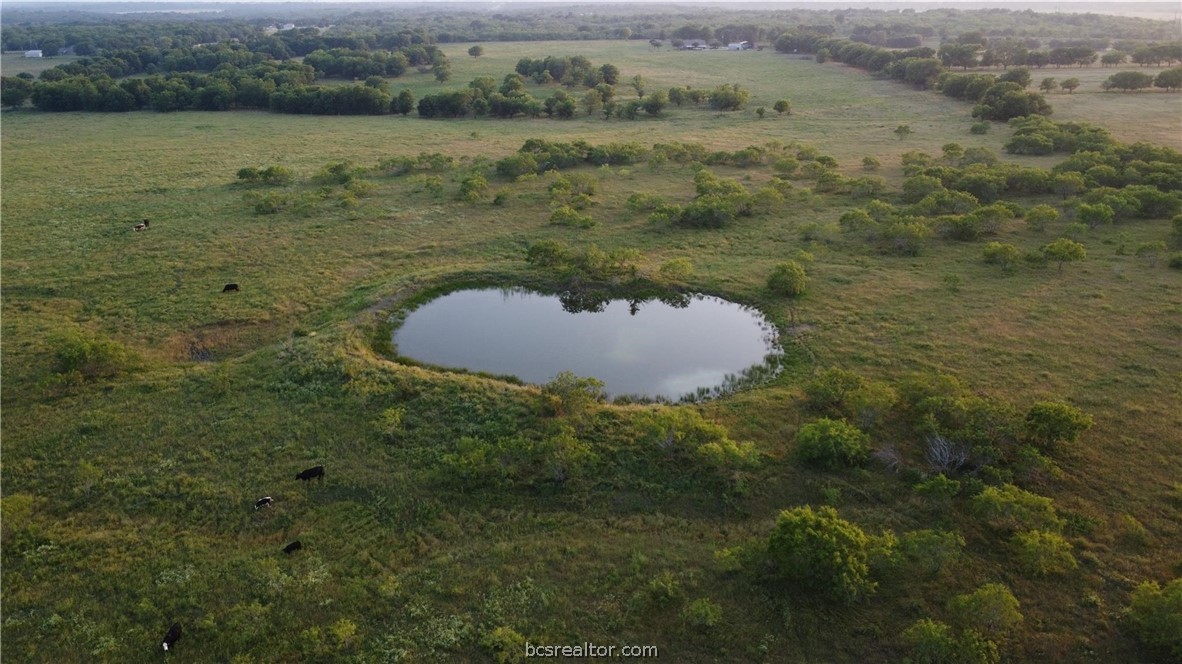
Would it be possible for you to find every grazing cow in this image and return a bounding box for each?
[283,540,303,554]
[161,622,181,651]
[222,283,240,293]
[133,219,150,232]
[254,496,273,510]
[295,465,324,482]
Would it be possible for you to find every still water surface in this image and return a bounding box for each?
[393,288,779,400]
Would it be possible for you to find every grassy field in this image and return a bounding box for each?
[3,40,1181,662]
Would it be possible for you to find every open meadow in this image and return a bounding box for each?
[3,37,1181,662]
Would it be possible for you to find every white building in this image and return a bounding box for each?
[24,50,43,58]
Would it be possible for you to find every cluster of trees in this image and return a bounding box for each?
[513,55,619,87]
[1102,67,1182,92]
[301,45,445,79]
[775,32,1053,122]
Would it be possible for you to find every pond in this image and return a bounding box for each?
[392,287,781,401]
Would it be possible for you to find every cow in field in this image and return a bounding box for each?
[254,496,273,510]
[133,219,150,232]
[295,465,324,482]
[222,283,239,293]
[161,622,181,651]
[283,540,303,554]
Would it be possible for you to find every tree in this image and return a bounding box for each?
[796,418,871,469]
[1024,401,1093,450]
[1154,67,1182,92]
[895,124,914,140]
[756,106,766,119]
[1060,77,1080,93]
[1,76,33,109]
[767,260,808,297]
[467,45,484,57]
[773,99,791,115]
[997,67,1032,88]
[599,63,620,85]
[1124,578,1182,661]
[766,506,878,602]
[392,89,415,115]
[1103,71,1155,92]
[1039,77,1057,93]
[630,74,645,99]
[1042,238,1086,271]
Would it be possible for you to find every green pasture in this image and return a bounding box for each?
[2,40,1181,662]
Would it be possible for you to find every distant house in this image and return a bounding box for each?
[681,39,709,51]
[24,50,42,58]
[727,41,751,51]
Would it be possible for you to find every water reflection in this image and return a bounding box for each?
[393,288,781,401]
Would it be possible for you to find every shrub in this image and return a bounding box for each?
[862,156,881,171]
[1024,402,1093,451]
[948,583,1023,638]
[796,418,871,469]
[549,205,595,228]
[681,598,723,630]
[236,166,261,182]
[1124,578,1182,661]
[982,242,1021,270]
[460,174,489,202]
[1011,530,1078,576]
[482,627,526,664]
[1025,204,1059,232]
[767,261,808,297]
[902,619,1000,664]
[541,371,604,417]
[915,474,962,501]
[802,368,866,414]
[898,529,965,576]
[767,506,877,602]
[1169,252,1182,269]
[970,122,990,135]
[658,258,693,282]
[525,240,572,268]
[52,329,133,381]
[971,484,1064,533]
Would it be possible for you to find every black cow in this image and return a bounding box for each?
[222,283,240,293]
[283,540,303,554]
[161,622,181,651]
[254,496,273,510]
[295,465,324,481]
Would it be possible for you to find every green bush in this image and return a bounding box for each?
[482,626,527,664]
[971,484,1064,533]
[1169,252,1182,269]
[541,371,605,417]
[681,598,723,630]
[796,418,871,470]
[947,583,1023,639]
[901,619,1000,664]
[898,529,965,576]
[549,205,595,228]
[52,329,133,381]
[970,122,990,134]
[1124,578,1182,661]
[1024,401,1093,451]
[767,260,808,297]
[766,505,877,602]
[1011,530,1078,576]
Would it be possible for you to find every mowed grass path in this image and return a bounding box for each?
[2,40,1181,662]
